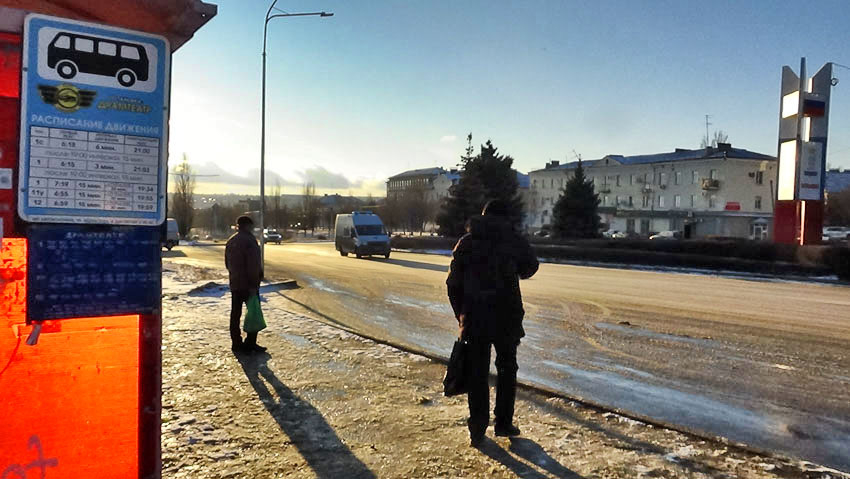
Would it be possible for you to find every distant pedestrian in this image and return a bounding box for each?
[446,199,539,447]
[225,215,267,354]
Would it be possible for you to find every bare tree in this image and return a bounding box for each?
[301,182,320,235]
[171,154,195,239]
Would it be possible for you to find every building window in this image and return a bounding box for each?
[616,175,621,186]
[615,195,621,206]
[659,172,667,185]
[709,194,717,208]
[626,218,635,232]
[674,195,681,208]
[630,174,635,185]
[755,171,764,185]
[551,179,555,189]
[690,194,696,207]
[644,172,652,184]
[675,171,682,185]
[692,170,699,184]
[533,179,537,188]
[628,196,633,207]
[642,196,650,208]
[658,195,665,208]
[710,169,718,180]
[603,196,609,206]
[640,219,650,234]
[755,196,762,210]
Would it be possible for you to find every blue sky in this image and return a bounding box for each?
[168,0,850,195]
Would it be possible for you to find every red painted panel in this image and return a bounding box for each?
[773,200,799,245]
[0,33,21,238]
[800,200,824,245]
[1,239,141,478]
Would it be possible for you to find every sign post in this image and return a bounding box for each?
[773,58,833,245]
[18,14,169,225]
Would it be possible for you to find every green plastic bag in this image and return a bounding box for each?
[243,294,267,333]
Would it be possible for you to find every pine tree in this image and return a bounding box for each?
[552,160,601,238]
[437,135,524,237]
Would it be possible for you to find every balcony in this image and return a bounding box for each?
[599,187,611,194]
[701,178,720,190]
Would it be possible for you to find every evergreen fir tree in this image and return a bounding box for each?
[552,160,601,238]
[437,135,524,237]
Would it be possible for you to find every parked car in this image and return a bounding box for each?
[161,218,179,250]
[263,229,283,244]
[533,230,550,238]
[602,229,619,238]
[611,231,636,239]
[649,230,682,240]
[822,226,850,242]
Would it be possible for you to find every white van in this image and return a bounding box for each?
[334,212,391,259]
[162,218,179,250]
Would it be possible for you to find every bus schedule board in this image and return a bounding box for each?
[18,15,170,226]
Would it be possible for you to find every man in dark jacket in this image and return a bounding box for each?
[225,215,266,354]
[446,199,539,446]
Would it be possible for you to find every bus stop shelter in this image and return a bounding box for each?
[0,1,216,478]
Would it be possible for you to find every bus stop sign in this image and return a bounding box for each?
[18,14,170,226]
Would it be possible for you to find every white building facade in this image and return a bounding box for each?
[527,144,777,239]
[386,167,460,203]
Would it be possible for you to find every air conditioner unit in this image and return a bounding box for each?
[659,184,667,189]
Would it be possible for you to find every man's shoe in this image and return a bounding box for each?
[469,430,486,448]
[494,423,521,437]
[248,344,267,353]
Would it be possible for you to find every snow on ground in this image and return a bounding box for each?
[159,258,847,478]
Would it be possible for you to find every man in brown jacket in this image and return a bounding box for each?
[225,215,266,353]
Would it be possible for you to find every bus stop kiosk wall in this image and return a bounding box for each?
[0,11,184,478]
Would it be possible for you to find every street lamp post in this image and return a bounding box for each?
[260,1,332,268]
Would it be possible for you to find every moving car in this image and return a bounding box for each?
[822,226,850,242]
[263,229,283,244]
[334,212,391,259]
[649,230,682,240]
[161,218,179,250]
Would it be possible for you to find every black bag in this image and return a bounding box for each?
[443,339,469,396]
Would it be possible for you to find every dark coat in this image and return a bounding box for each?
[446,216,539,341]
[225,230,262,292]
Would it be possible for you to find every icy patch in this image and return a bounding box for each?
[393,248,453,256]
[384,293,453,315]
[664,445,697,463]
[594,321,715,347]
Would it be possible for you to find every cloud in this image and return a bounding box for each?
[439,135,457,143]
[294,166,352,189]
[169,161,293,187]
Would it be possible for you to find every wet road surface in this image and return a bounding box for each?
[168,242,850,471]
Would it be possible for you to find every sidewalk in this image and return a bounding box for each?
[160,261,845,479]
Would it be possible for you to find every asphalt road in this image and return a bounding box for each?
[167,241,850,471]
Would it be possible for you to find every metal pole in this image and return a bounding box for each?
[259,1,276,269]
[260,3,331,270]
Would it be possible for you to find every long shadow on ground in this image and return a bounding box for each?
[477,437,583,478]
[237,352,376,479]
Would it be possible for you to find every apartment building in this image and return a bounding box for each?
[527,143,777,239]
[386,167,460,203]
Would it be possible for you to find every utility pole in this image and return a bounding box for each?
[704,114,712,147]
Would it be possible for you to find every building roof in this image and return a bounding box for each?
[515,171,530,188]
[826,170,850,193]
[530,145,775,174]
[387,167,447,181]
[609,145,775,166]
[0,0,217,51]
